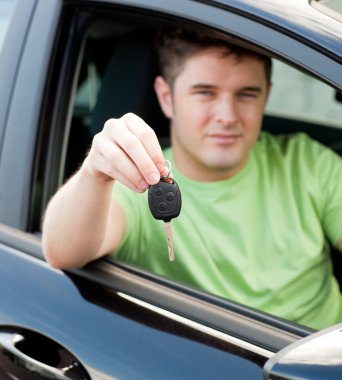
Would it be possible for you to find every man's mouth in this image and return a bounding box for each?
[206,132,242,145]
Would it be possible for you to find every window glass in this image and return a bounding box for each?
[0,0,17,54]
[265,59,342,129]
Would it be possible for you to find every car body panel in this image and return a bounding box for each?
[0,233,266,379]
[0,0,62,229]
[0,0,36,154]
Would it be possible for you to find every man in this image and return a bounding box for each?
[42,28,342,330]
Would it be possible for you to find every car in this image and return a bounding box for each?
[0,0,342,379]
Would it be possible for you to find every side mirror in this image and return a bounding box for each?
[263,323,342,379]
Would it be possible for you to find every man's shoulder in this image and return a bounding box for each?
[258,131,326,155]
[255,132,341,176]
[259,130,314,145]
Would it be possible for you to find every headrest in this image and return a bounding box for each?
[90,28,169,138]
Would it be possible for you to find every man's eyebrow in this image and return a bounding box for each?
[239,86,263,93]
[190,84,263,92]
[191,83,216,90]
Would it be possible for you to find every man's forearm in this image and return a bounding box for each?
[42,114,166,269]
[42,164,114,269]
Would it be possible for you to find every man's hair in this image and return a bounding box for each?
[156,28,272,87]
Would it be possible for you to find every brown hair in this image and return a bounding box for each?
[156,27,272,88]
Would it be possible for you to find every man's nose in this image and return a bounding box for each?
[214,96,239,126]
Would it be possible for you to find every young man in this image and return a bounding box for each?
[42,28,342,330]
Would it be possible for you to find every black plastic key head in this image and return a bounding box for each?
[148,177,182,221]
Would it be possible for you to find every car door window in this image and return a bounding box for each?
[37,4,342,333]
[266,59,342,129]
[63,11,342,319]
[263,59,342,154]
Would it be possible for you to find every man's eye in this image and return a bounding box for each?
[238,92,258,99]
[196,90,213,96]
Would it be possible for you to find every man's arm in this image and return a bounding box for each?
[42,165,121,269]
[42,113,167,269]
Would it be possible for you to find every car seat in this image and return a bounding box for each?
[89,28,169,141]
[65,28,169,179]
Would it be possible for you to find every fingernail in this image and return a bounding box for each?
[149,173,160,183]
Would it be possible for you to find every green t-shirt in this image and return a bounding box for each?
[111,132,342,330]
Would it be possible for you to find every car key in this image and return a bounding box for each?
[148,173,182,262]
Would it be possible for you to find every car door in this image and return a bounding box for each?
[0,0,341,379]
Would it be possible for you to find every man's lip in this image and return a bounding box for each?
[208,132,241,138]
[206,132,242,143]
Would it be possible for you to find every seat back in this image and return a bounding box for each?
[90,28,168,139]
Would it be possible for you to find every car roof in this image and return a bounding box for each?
[211,0,342,60]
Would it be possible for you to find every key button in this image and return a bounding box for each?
[165,192,175,202]
[157,202,168,212]
[153,187,163,197]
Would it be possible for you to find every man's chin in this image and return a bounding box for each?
[203,151,243,166]
[201,153,248,174]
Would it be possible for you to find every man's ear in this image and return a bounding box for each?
[154,76,173,118]
[265,82,272,104]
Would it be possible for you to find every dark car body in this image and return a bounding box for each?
[0,0,341,379]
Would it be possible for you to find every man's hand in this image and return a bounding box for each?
[85,113,168,191]
[42,113,167,269]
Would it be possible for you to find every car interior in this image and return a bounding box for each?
[60,13,342,318]
[65,19,342,180]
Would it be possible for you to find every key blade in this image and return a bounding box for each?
[164,221,174,262]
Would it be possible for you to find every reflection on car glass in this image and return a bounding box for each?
[266,60,342,129]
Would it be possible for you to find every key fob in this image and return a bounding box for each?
[148,177,182,221]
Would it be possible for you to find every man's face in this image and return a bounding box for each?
[156,47,270,181]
